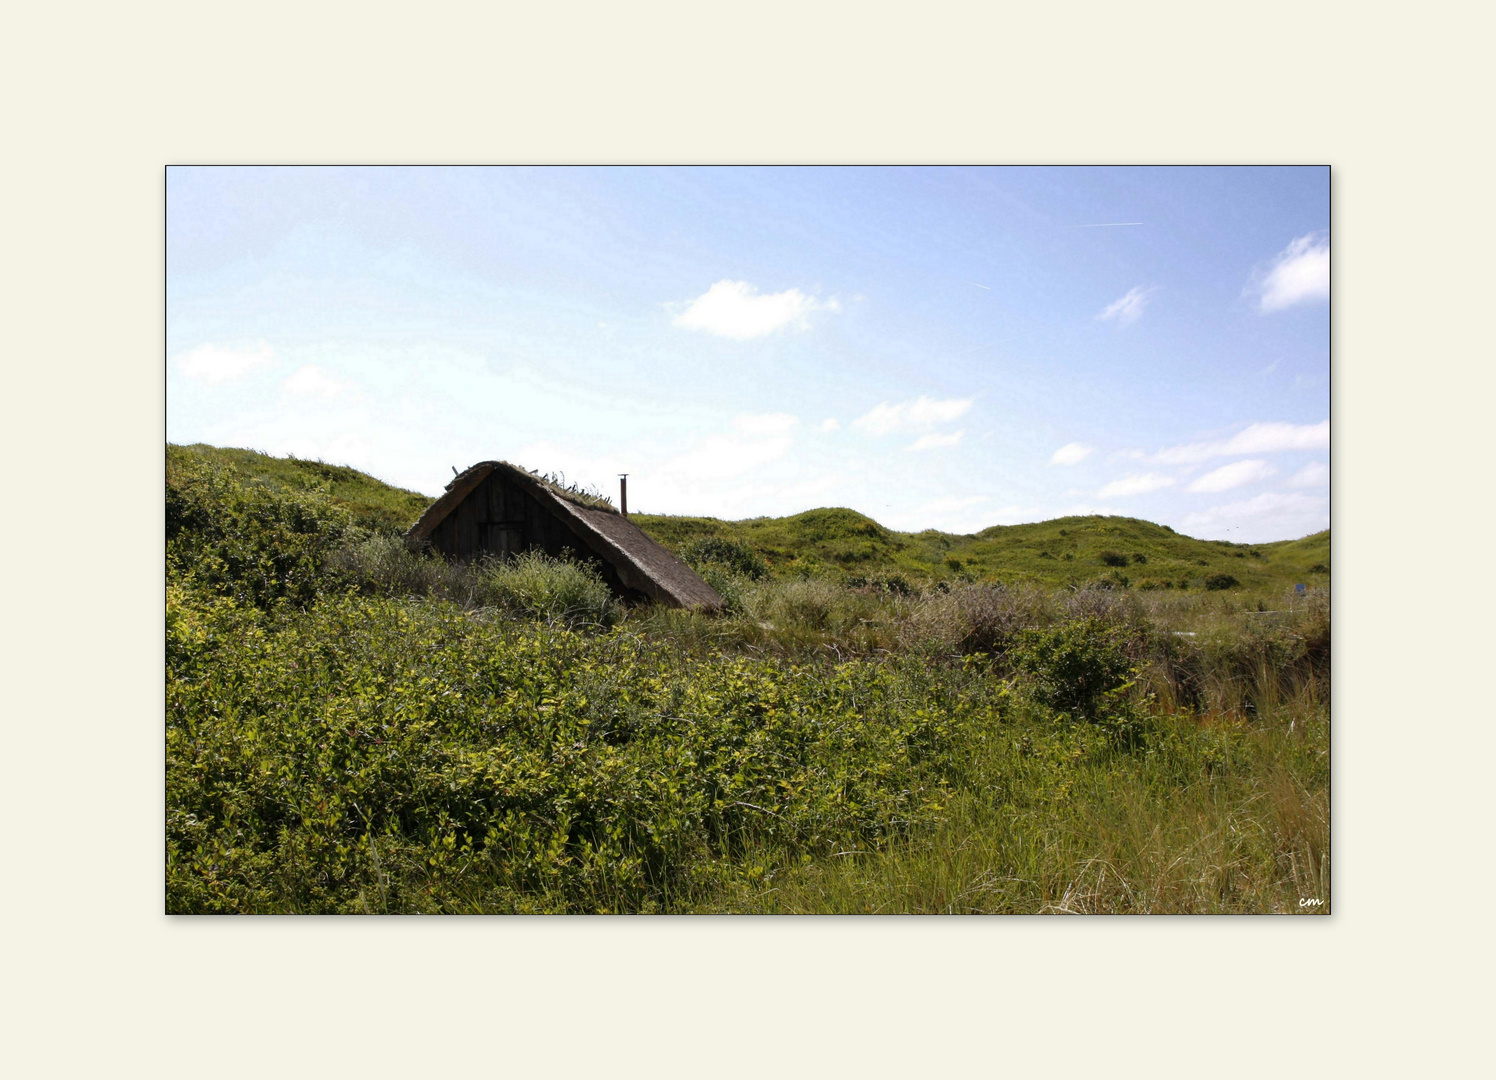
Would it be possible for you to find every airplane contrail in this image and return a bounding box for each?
[967,282,991,290]
[1071,222,1145,228]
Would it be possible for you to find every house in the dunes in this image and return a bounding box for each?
[404,460,724,610]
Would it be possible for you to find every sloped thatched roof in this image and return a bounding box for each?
[405,461,724,610]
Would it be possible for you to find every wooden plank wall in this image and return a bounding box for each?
[427,473,642,600]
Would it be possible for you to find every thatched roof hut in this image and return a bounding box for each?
[405,461,723,610]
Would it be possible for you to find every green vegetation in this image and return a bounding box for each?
[633,507,1328,596]
[172,443,430,532]
[166,445,1329,914]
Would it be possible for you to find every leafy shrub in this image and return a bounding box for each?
[1099,550,1129,567]
[696,564,748,614]
[682,536,769,580]
[879,575,914,597]
[1204,573,1240,591]
[1309,563,1329,575]
[167,451,356,609]
[166,594,967,912]
[1131,553,1148,564]
[945,557,964,572]
[1011,618,1134,720]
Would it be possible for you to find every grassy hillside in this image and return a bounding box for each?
[167,447,1328,596]
[170,444,430,532]
[166,445,1328,913]
[635,508,1328,594]
[170,444,1328,593]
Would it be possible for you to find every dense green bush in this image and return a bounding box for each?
[166,593,972,913]
[1099,550,1129,567]
[1205,573,1241,591]
[879,574,914,596]
[694,564,748,613]
[682,536,769,580]
[167,450,356,609]
[1011,618,1135,720]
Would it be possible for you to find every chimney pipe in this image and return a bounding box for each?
[618,474,628,517]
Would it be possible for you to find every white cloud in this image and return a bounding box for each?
[730,412,798,438]
[908,429,964,451]
[1050,442,1094,466]
[512,415,806,518]
[1098,472,1175,498]
[917,495,988,515]
[508,441,631,497]
[1289,461,1329,487]
[278,433,372,470]
[663,412,799,482]
[817,417,840,433]
[1251,233,1329,312]
[283,365,351,399]
[176,341,274,384]
[909,500,1116,531]
[1187,459,1277,493]
[672,280,839,340]
[1097,285,1156,326]
[1153,420,1329,465]
[851,396,973,436]
[906,495,991,533]
[1179,491,1328,542]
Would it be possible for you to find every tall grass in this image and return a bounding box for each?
[328,534,619,629]
[633,578,1329,708]
[706,703,1328,914]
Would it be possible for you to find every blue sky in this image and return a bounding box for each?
[167,166,1329,542]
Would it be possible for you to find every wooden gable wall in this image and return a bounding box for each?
[425,471,642,600]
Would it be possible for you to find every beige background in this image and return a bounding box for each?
[3,1,1490,1075]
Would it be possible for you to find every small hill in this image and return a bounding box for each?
[169,445,1329,593]
[169,444,430,532]
[632,509,1327,593]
